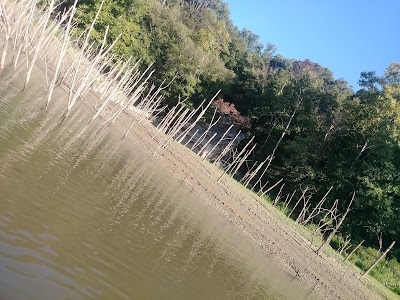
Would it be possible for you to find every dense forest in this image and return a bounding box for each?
[59,0,400,292]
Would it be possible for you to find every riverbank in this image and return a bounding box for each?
[26,61,385,299]
[106,103,382,300]
[5,74,381,299]
[0,1,388,297]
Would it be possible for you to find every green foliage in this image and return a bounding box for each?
[234,61,400,262]
[330,235,345,251]
[66,0,235,104]
[349,245,400,295]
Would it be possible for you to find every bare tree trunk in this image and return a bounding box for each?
[351,140,369,167]
[287,187,308,219]
[198,132,217,157]
[362,241,396,277]
[259,178,283,198]
[228,143,257,178]
[242,155,269,188]
[46,0,77,108]
[273,183,285,205]
[188,111,220,152]
[219,136,254,181]
[302,186,333,225]
[338,236,351,255]
[344,240,364,262]
[25,0,55,89]
[283,189,297,213]
[317,192,355,255]
[155,99,185,136]
[296,195,311,224]
[183,129,198,147]
[0,0,11,73]
[213,130,241,166]
[175,92,220,143]
[202,124,233,162]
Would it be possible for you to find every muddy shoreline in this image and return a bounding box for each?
[94,100,380,300]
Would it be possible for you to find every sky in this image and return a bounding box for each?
[224,0,400,90]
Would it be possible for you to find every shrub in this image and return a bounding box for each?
[330,234,345,251]
[212,98,251,129]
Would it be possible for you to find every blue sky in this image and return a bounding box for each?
[224,0,400,90]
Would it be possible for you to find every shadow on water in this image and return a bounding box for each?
[0,71,319,299]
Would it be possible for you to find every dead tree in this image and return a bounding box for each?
[282,189,297,213]
[213,130,241,166]
[189,109,220,152]
[296,194,312,224]
[317,192,355,255]
[218,136,254,181]
[183,129,198,147]
[24,0,55,89]
[241,155,270,188]
[273,183,285,205]
[0,0,13,72]
[228,143,257,179]
[344,240,364,262]
[362,241,396,277]
[351,140,369,167]
[259,178,284,198]
[287,187,309,219]
[155,97,186,136]
[198,132,217,157]
[175,91,220,144]
[338,235,351,255]
[301,186,333,225]
[184,0,211,10]
[46,0,78,107]
[201,124,234,162]
[309,199,340,249]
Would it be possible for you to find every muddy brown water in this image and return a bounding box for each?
[0,71,317,299]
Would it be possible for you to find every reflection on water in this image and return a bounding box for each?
[0,71,314,299]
